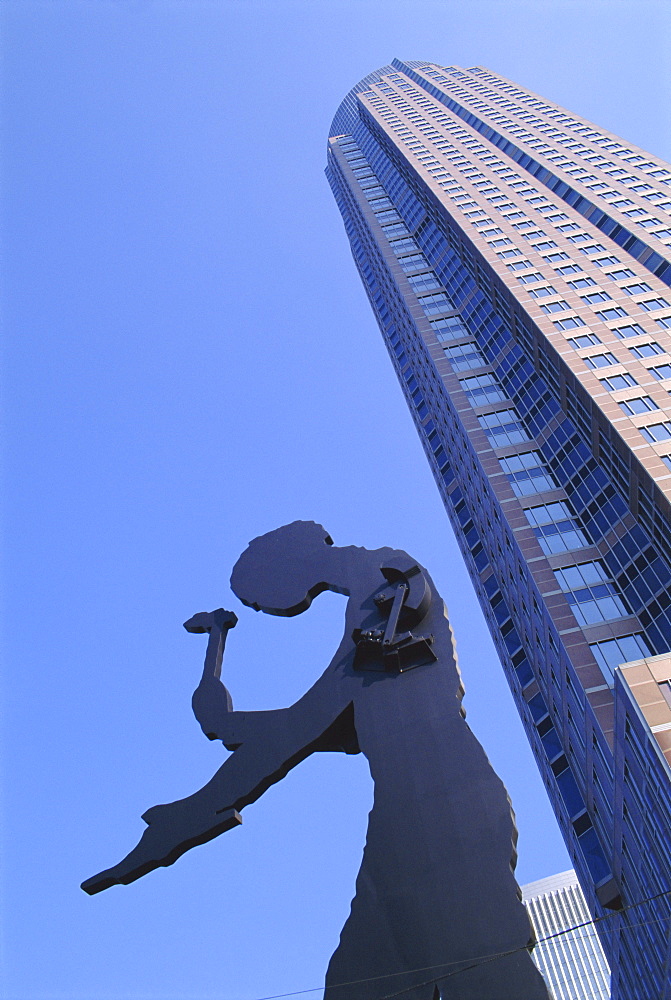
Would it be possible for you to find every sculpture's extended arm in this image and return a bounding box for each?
[81,667,355,895]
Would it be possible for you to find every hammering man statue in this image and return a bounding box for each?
[82,521,550,1000]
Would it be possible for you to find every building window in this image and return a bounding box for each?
[605,267,634,280]
[389,238,419,256]
[408,272,441,292]
[478,408,530,446]
[579,244,606,255]
[554,562,629,625]
[619,397,659,415]
[532,240,558,252]
[419,292,453,316]
[553,315,585,331]
[599,373,638,391]
[543,251,570,263]
[649,363,671,380]
[637,217,662,229]
[660,682,671,710]
[589,634,651,683]
[640,421,671,443]
[382,223,408,238]
[375,210,401,224]
[612,323,647,339]
[555,264,584,276]
[567,276,596,289]
[500,452,556,496]
[582,291,612,305]
[569,333,602,348]
[593,255,621,266]
[622,282,652,296]
[629,342,664,359]
[596,306,629,321]
[518,273,545,286]
[460,372,507,405]
[640,298,670,311]
[399,253,429,272]
[541,300,570,314]
[443,342,487,371]
[431,315,468,342]
[524,501,589,554]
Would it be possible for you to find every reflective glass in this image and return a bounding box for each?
[499,453,557,496]
[524,502,589,554]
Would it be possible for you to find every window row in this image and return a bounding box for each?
[524,501,590,555]
[554,561,630,627]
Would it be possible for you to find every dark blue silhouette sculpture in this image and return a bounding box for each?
[82,521,549,1000]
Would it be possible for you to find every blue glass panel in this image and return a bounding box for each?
[556,768,585,818]
[577,826,611,883]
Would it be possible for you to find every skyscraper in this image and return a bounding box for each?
[326,60,671,999]
[522,870,611,1000]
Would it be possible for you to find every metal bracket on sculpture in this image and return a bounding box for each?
[352,563,437,673]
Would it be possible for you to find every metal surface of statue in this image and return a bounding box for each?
[82,521,550,1000]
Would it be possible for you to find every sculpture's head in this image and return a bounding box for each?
[230,521,342,617]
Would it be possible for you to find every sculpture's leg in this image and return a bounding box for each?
[325,969,439,1000]
[434,949,550,999]
[323,887,439,1000]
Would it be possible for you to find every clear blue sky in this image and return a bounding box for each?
[3,2,670,998]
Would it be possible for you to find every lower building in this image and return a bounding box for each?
[523,870,611,1000]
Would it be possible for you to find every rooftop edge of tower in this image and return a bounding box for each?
[328,59,437,139]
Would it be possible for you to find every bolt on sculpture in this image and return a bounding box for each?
[82,521,550,1000]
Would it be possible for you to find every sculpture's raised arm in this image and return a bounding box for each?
[185,601,357,751]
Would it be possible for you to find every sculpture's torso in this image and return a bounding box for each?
[323,550,547,999]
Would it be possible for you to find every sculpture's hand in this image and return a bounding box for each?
[80,799,242,895]
[192,677,234,741]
